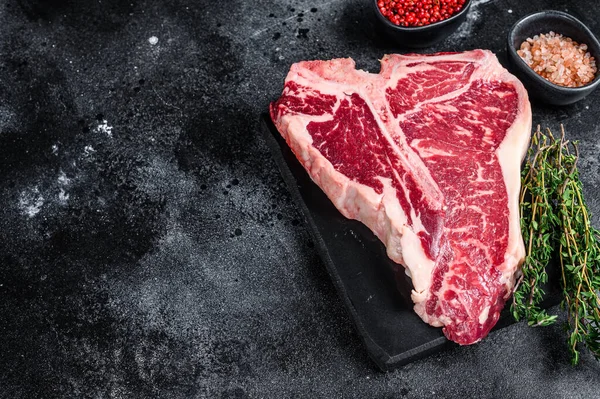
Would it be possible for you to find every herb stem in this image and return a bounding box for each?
[513,125,600,364]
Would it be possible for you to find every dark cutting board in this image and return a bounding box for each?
[260,113,560,371]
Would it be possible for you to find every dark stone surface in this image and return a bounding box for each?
[1,0,599,397]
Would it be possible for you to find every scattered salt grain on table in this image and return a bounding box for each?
[517,31,597,87]
[96,120,113,137]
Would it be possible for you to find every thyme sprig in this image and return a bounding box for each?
[513,125,600,364]
[512,128,560,327]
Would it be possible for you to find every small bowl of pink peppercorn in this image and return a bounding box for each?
[372,0,472,48]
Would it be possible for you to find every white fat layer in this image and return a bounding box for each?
[451,225,480,233]
[401,226,436,298]
[479,305,491,324]
[411,139,458,158]
[377,177,408,231]
[494,73,531,287]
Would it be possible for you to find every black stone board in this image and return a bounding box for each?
[260,113,561,371]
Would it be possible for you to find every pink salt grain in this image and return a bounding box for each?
[517,31,597,87]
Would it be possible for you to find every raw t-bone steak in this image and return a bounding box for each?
[270,50,532,345]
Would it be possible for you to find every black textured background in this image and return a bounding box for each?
[1,0,599,398]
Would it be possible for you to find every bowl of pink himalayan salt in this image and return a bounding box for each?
[507,10,600,105]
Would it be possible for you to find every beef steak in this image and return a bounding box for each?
[270,50,531,345]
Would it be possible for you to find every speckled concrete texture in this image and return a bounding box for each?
[1,0,600,398]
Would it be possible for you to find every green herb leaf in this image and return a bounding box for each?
[514,125,600,365]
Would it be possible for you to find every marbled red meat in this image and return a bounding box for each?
[270,50,531,345]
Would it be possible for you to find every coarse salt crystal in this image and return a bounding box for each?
[517,32,597,87]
